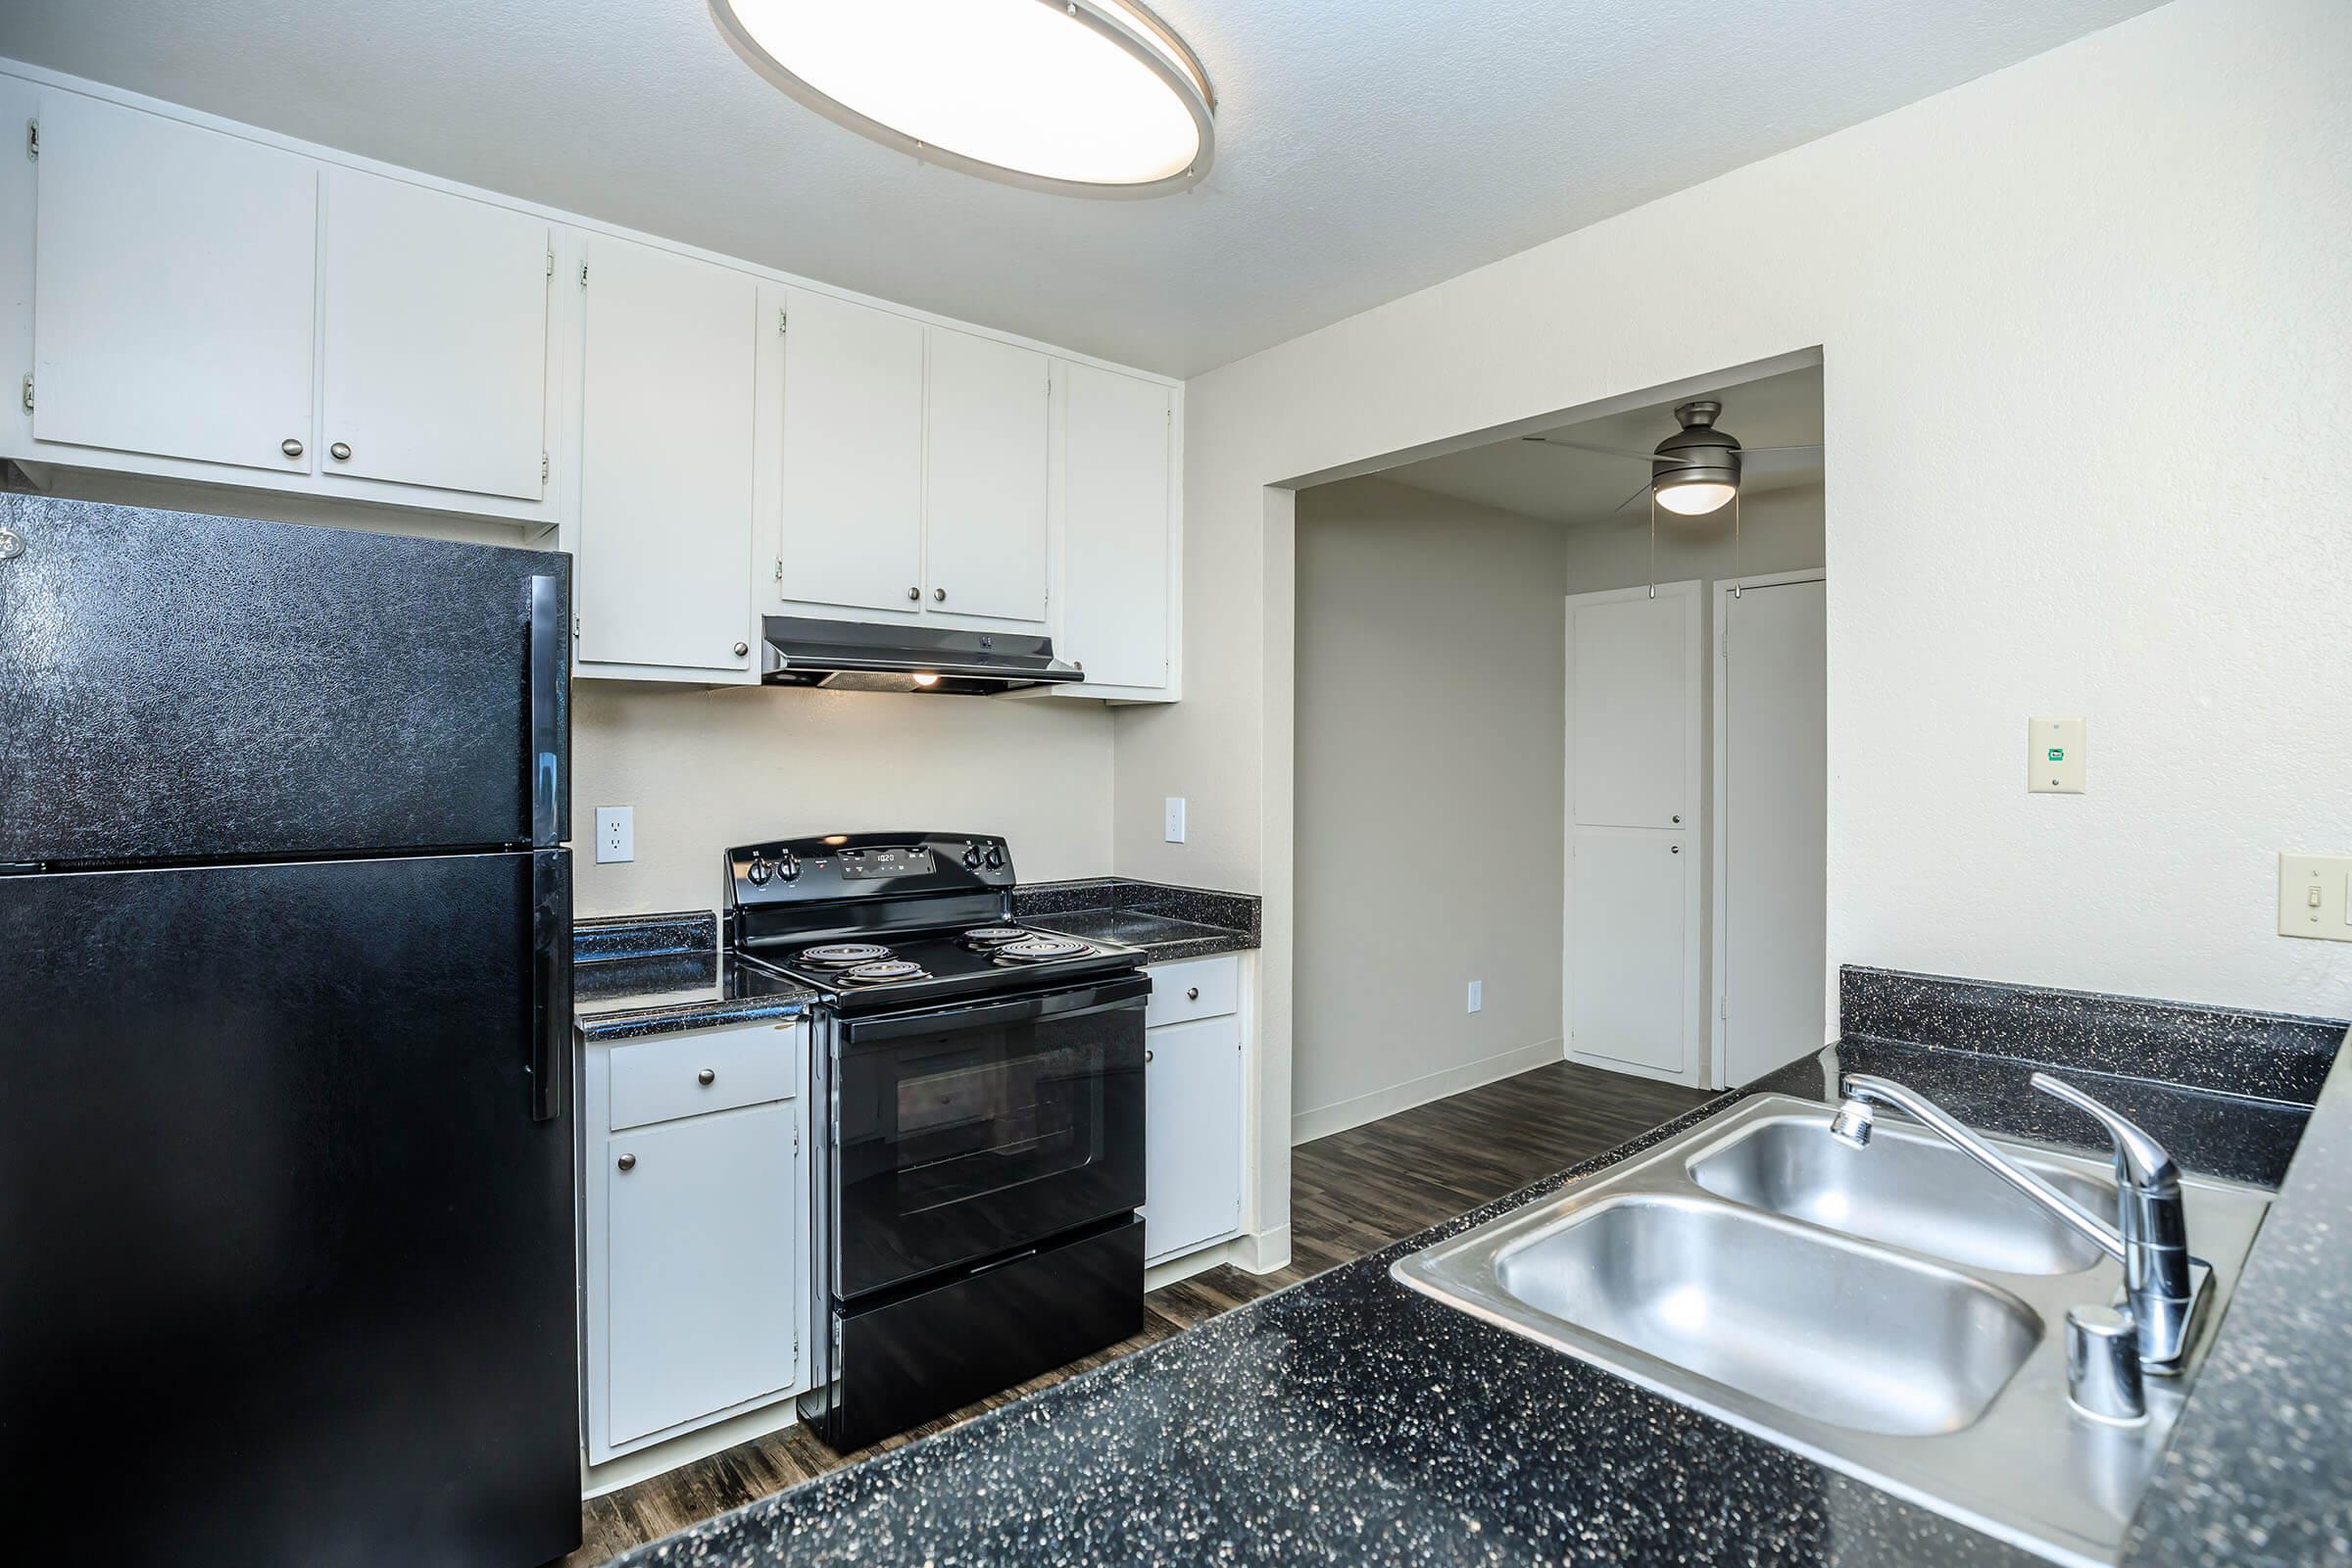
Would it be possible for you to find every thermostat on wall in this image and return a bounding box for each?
[2028,717,2085,794]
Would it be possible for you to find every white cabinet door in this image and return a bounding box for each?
[1569,827,1692,1077]
[577,235,759,673]
[319,167,550,500]
[1144,1014,1244,1263]
[1569,590,1698,829]
[1061,364,1172,688]
[605,1103,799,1446]
[31,92,317,473]
[923,327,1049,624]
[777,289,925,615]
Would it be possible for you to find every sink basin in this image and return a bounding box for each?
[1393,1093,2276,1566]
[1687,1111,2116,1274]
[1494,1195,2038,1435]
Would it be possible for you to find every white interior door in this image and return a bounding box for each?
[32,91,317,473]
[1716,574,1829,1088]
[577,234,758,672]
[1060,364,1173,688]
[320,167,550,500]
[776,289,925,616]
[1564,581,1702,1086]
[923,327,1050,624]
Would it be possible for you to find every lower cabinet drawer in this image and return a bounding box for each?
[609,1022,798,1131]
[1145,954,1240,1028]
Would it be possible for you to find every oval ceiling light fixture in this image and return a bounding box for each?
[1650,401,1742,515]
[710,0,1214,198]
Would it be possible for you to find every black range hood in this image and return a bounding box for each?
[760,615,1083,695]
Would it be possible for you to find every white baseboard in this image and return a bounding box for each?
[1147,1237,1244,1291]
[1290,1039,1563,1146]
[580,1396,801,1499]
[1232,1224,1291,1275]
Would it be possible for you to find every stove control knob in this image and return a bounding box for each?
[745,855,773,886]
[962,845,983,870]
[776,852,802,883]
[984,845,1004,871]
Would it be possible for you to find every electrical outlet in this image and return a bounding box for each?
[594,806,634,864]
[1466,979,1483,1013]
[1164,797,1187,844]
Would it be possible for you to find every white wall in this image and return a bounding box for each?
[1117,0,2352,1253]
[1291,477,1567,1140]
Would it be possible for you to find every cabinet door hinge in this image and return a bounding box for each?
[24,120,37,160]
[573,614,581,637]
[20,374,30,413]
[578,261,589,287]
[773,558,783,582]
[545,248,555,278]
[541,451,550,484]
[777,308,788,335]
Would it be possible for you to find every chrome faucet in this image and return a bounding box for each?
[1830,1072,2199,1399]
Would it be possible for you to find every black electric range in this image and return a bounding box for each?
[724,831,1151,1452]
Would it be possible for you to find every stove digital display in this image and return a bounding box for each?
[839,846,935,880]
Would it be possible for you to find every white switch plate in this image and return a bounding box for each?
[594,806,634,864]
[1466,979,1484,1013]
[1163,797,1187,844]
[2278,853,2352,942]
[2028,716,2086,794]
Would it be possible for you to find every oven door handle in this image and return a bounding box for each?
[839,972,1152,1045]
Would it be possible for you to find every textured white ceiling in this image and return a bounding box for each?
[0,1,2162,375]
[1382,364,1824,527]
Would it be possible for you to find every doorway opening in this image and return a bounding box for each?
[1289,361,1824,1136]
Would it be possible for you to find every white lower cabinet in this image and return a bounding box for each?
[1143,957,1245,1265]
[585,1022,808,1463]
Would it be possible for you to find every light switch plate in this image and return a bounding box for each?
[2028,716,2086,794]
[1164,797,1187,844]
[2278,853,2352,942]
[595,806,634,864]
[1466,979,1484,1013]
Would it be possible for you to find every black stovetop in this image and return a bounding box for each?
[737,922,1145,1014]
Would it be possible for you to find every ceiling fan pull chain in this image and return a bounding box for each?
[1648,491,1658,600]
[1733,490,1742,598]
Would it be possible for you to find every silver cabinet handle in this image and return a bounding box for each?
[731,642,750,659]
[933,588,947,602]
[906,586,920,601]
[280,437,305,459]
[1145,1049,1155,1064]
[1187,987,1200,1001]
[1671,844,1681,855]
[1672,814,1682,824]
[616,1152,636,1172]
[329,441,352,462]
[697,1068,716,1086]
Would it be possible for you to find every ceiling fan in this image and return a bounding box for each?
[1521,399,1823,525]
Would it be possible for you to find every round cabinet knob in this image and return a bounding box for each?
[616,1153,636,1172]
[697,1068,716,1086]
[1187,987,1200,1001]
[1145,1049,1155,1064]
[732,641,751,658]
[1671,814,1682,824]
[906,586,920,601]
[933,588,947,603]
[280,437,305,459]
[328,441,352,462]
[1670,844,1682,855]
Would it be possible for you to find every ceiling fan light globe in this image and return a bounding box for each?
[1654,479,1737,515]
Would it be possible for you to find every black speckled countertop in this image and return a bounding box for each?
[605,970,2348,1568]
[1016,877,1260,964]
[573,912,813,1042]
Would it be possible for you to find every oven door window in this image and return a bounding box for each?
[835,990,1145,1299]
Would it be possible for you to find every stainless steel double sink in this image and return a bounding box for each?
[1393,1094,2273,1565]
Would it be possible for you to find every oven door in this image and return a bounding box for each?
[831,973,1149,1300]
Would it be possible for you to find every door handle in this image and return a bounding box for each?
[527,574,562,847]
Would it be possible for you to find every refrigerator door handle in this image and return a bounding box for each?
[527,574,562,848]
[528,854,569,1123]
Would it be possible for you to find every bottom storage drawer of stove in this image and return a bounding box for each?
[828,1217,1144,1451]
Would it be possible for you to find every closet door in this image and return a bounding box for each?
[31,92,317,473]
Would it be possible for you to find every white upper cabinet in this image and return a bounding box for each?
[922,327,1049,625]
[1059,364,1174,691]
[319,168,551,501]
[575,234,759,675]
[31,92,317,474]
[776,288,925,617]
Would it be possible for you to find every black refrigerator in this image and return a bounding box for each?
[0,494,580,1566]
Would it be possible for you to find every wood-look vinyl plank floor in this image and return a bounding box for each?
[568,1059,1712,1566]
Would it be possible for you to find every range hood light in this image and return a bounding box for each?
[710,0,1215,198]
[911,672,940,687]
